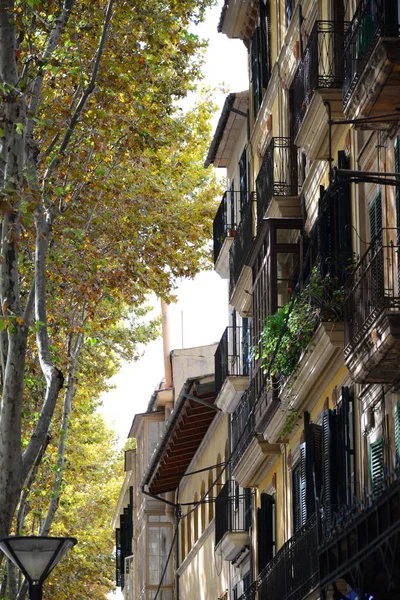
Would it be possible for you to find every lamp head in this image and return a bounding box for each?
[0,536,77,584]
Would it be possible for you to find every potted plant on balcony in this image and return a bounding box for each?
[255,267,345,382]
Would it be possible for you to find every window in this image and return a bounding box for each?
[200,481,206,534]
[292,421,322,533]
[321,387,356,525]
[208,469,214,522]
[251,0,271,117]
[369,192,382,247]
[148,421,164,460]
[370,437,385,496]
[258,493,275,573]
[148,525,171,585]
[286,0,295,27]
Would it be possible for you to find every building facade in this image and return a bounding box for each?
[208,1,400,599]
[114,1,400,598]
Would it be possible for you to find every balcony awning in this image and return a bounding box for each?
[142,375,217,495]
[205,91,248,168]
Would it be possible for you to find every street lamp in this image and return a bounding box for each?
[0,536,77,600]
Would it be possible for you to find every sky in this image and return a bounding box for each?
[100,1,248,444]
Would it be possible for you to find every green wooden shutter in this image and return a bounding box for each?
[395,403,400,467]
[257,493,274,573]
[292,461,301,533]
[299,442,307,527]
[369,192,382,247]
[321,410,339,526]
[370,437,385,496]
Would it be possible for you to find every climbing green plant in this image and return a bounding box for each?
[256,267,345,380]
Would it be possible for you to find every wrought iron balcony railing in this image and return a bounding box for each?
[229,193,255,297]
[213,190,246,265]
[291,20,347,139]
[231,387,255,470]
[319,469,400,597]
[238,581,257,600]
[258,514,318,600]
[215,325,251,398]
[256,137,299,224]
[215,480,252,548]
[343,0,400,105]
[344,230,400,356]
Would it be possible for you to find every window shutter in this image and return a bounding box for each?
[321,410,338,526]
[258,493,274,573]
[251,29,261,116]
[369,193,382,247]
[239,148,247,205]
[370,437,385,496]
[305,423,322,519]
[299,442,307,527]
[395,403,400,466]
[339,386,356,505]
[116,528,121,587]
[292,461,301,533]
[259,0,270,88]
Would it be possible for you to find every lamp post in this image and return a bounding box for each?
[0,536,77,600]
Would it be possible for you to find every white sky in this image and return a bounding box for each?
[100,2,248,442]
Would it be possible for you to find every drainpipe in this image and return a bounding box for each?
[159,300,175,521]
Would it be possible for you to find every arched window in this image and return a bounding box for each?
[216,453,222,496]
[180,518,186,563]
[208,469,214,522]
[200,481,206,533]
[186,508,192,554]
[193,492,199,543]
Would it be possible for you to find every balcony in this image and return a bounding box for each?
[319,473,400,599]
[256,138,300,223]
[237,581,257,600]
[344,230,400,383]
[258,515,318,600]
[215,325,250,413]
[291,21,347,160]
[213,190,244,279]
[229,193,255,317]
[231,385,281,487]
[215,480,252,561]
[343,0,400,124]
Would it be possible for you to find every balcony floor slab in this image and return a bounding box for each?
[345,311,400,383]
[216,375,249,413]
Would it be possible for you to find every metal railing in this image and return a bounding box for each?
[213,190,246,265]
[229,194,255,297]
[231,387,256,470]
[215,480,252,548]
[215,326,251,398]
[344,230,400,356]
[319,469,400,591]
[238,581,257,600]
[258,514,318,600]
[256,137,299,225]
[343,0,400,105]
[291,20,347,139]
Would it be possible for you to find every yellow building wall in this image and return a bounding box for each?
[178,527,229,600]
[178,414,229,598]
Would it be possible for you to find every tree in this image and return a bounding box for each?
[0,0,218,550]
